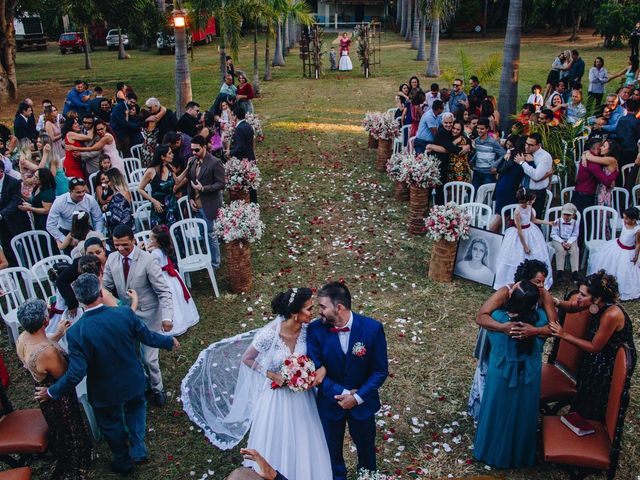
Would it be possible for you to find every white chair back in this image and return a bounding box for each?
[128,182,148,212]
[611,187,629,216]
[621,163,634,187]
[31,255,72,301]
[134,230,151,249]
[543,207,582,242]
[123,157,142,183]
[633,184,640,208]
[475,183,496,212]
[133,202,152,232]
[130,144,144,161]
[571,135,588,167]
[10,231,55,275]
[177,196,194,220]
[408,136,416,154]
[0,267,34,343]
[444,181,475,205]
[88,171,99,196]
[583,206,618,243]
[393,125,411,154]
[129,168,145,184]
[500,204,518,234]
[461,202,492,229]
[560,186,574,205]
[544,189,553,214]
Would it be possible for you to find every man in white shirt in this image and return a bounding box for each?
[514,133,553,218]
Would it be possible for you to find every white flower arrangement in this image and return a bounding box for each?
[424,202,471,243]
[386,151,413,182]
[215,201,265,243]
[225,157,261,192]
[357,469,399,480]
[403,153,441,189]
[362,111,382,134]
[245,113,263,138]
[365,111,400,140]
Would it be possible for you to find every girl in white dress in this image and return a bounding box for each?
[494,188,554,291]
[588,207,640,301]
[181,288,333,480]
[147,225,199,336]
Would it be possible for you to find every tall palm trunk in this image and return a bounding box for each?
[82,25,92,70]
[410,0,420,49]
[264,24,272,80]
[404,0,413,41]
[219,24,227,85]
[399,0,407,36]
[416,15,426,61]
[283,16,290,55]
[396,0,402,32]
[425,17,440,76]
[288,18,297,48]
[497,0,523,132]
[253,20,261,96]
[174,22,192,117]
[117,27,127,60]
[272,19,285,66]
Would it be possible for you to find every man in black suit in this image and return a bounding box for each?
[0,162,31,265]
[177,101,200,137]
[13,101,36,141]
[228,106,257,202]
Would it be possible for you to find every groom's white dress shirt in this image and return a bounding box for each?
[339,312,364,405]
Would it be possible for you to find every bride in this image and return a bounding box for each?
[181,288,333,480]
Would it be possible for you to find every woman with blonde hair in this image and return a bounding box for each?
[17,137,38,199]
[104,167,134,237]
[37,133,68,196]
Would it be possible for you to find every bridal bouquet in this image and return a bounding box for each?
[215,201,265,243]
[275,354,317,392]
[225,157,261,192]
[369,112,400,140]
[424,202,471,243]
[403,153,441,189]
[357,470,399,480]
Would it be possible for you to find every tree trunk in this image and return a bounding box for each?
[174,24,192,117]
[569,12,581,41]
[272,19,285,66]
[253,21,261,96]
[482,0,488,37]
[118,27,127,60]
[400,0,408,37]
[0,0,18,104]
[410,0,420,49]
[425,17,440,77]
[82,25,92,70]
[497,0,522,133]
[288,18,297,49]
[398,0,405,35]
[416,15,426,61]
[395,0,401,32]
[404,0,412,41]
[283,16,290,56]
[264,25,272,80]
[219,33,227,85]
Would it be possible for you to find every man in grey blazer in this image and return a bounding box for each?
[103,224,174,407]
[181,134,224,269]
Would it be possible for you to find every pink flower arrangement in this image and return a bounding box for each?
[225,157,261,192]
[363,111,400,140]
[277,354,317,393]
[386,152,412,182]
[424,202,471,243]
[215,201,265,243]
[402,153,441,189]
[245,113,263,138]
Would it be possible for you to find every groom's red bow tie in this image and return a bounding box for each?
[329,327,350,333]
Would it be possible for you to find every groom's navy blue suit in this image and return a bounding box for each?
[307,312,388,480]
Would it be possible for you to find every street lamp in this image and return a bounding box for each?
[173,8,192,117]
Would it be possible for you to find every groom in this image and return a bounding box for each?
[307,282,388,479]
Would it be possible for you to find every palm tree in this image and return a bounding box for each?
[399,0,407,36]
[411,0,420,49]
[272,0,312,69]
[174,9,192,117]
[424,0,459,77]
[404,0,412,41]
[416,15,426,61]
[497,0,523,132]
[273,19,285,65]
[62,0,99,70]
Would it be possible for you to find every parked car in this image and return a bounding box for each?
[106,29,132,50]
[156,31,192,54]
[58,32,88,54]
[14,13,47,50]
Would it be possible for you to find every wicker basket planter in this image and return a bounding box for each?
[376,139,393,172]
[229,189,250,203]
[409,185,429,234]
[394,181,410,202]
[428,239,459,283]
[368,134,379,149]
[226,240,253,293]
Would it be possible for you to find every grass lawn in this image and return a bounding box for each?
[1,30,638,479]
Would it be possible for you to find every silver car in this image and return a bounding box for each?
[106,29,131,50]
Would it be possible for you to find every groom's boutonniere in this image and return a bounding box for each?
[352,342,366,358]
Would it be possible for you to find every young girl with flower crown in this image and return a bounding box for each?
[493,188,554,290]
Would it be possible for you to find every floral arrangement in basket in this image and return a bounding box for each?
[424,202,471,243]
[222,123,235,143]
[369,111,400,140]
[225,157,261,192]
[272,354,317,392]
[245,113,264,139]
[386,151,413,182]
[215,201,265,243]
[357,469,399,480]
[402,153,441,189]
[362,111,382,135]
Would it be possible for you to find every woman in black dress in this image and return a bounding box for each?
[16,299,93,479]
[550,270,637,421]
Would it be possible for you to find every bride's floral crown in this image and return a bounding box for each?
[288,288,298,305]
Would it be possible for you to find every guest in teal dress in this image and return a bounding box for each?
[473,280,548,469]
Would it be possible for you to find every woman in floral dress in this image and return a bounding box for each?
[138,144,178,227]
[448,120,472,183]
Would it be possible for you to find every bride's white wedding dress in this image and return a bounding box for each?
[181,318,333,480]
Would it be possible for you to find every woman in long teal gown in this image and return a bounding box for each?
[473,280,548,469]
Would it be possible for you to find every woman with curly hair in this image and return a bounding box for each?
[550,270,637,421]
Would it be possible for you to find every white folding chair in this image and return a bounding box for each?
[177,196,194,220]
[544,189,553,214]
[10,231,56,278]
[128,182,149,212]
[31,255,72,301]
[393,125,411,154]
[88,171,99,196]
[170,218,219,297]
[461,202,492,229]
[133,202,152,233]
[129,168,145,184]
[385,107,396,116]
[0,267,35,344]
[581,206,618,269]
[500,204,518,234]
[561,186,575,205]
[130,144,144,161]
[633,184,640,208]
[476,183,496,213]
[444,181,475,205]
[621,163,634,187]
[134,230,151,249]
[611,187,629,232]
[550,174,561,199]
[123,157,142,183]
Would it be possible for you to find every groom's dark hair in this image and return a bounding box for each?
[317,281,351,310]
